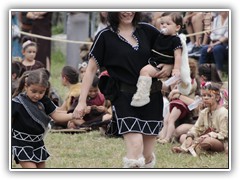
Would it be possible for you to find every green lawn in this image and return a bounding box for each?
[11,50,229,169]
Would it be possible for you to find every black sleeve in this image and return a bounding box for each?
[89,29,107,67]
[40,95,56,115]
[173,36,183,50]
[138,22,160,48]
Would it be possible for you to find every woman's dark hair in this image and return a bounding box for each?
[12,68,50,97]
[107,12,142,32]
[62,66,79,84]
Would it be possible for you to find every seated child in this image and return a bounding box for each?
[52,66,81,129]
[172,82,228,156]
[131,12,191,107]
[68,75,112,129]
[12,60,25,95]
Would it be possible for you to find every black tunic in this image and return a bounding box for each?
[151,33,182,65]
[12,94,56,164]
[90,22,164,135]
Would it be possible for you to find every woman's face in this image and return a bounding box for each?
[119,12,135,25]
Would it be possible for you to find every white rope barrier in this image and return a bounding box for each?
[19,30,93,45]
[17,25,228,45]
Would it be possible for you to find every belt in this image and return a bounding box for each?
[119,80,162,94]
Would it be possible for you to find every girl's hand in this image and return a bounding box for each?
[73,102,87,119]
[156,64,173,78]
[95,106,106,112]
[184,138,193,148]
[168,89,180,100]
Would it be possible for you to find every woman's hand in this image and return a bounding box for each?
[73,102,87,119]
[155,64,173,79]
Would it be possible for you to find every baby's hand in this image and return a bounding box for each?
[172,69,181,77]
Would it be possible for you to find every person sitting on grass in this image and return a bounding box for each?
[51,65,81,129]
[172,82,228,156]
[68,75,112,129]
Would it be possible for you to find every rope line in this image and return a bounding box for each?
[18,25,228,45]
[19,30,93,45]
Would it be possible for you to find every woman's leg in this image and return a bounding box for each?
[191,12,204,46]
[122,133,145,168]
[143,135,157,167]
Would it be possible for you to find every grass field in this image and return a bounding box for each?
[12,50,229,170]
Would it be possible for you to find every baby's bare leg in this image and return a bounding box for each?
[140,64,159,77]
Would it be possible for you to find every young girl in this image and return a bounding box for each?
[172,82,228,156]
[157,58,200,144]
[131,12,191,107]
[21,39,45,71]
[12,68,75,168]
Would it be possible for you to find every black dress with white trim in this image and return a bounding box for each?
[90,23,164,136]
[12,93,56,164]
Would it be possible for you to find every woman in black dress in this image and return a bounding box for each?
[73,12,173,168]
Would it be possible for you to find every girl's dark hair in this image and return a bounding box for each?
[12,68,50,97]
[21,36,37,51]
[92,75,99,88]
[198,63,222,85]
[107,12,142,32]
[62,66,79,84]
[12,61,26,78]
[161,12,183,29]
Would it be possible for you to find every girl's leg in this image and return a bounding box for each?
[158,112,170,139]
[131,64,157,107]
[19,161,38,168]
[164,107,181,142]
[122,133,145,168]
[37,162,46,168]
[174,123,194,140]
[140,64,159,77]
